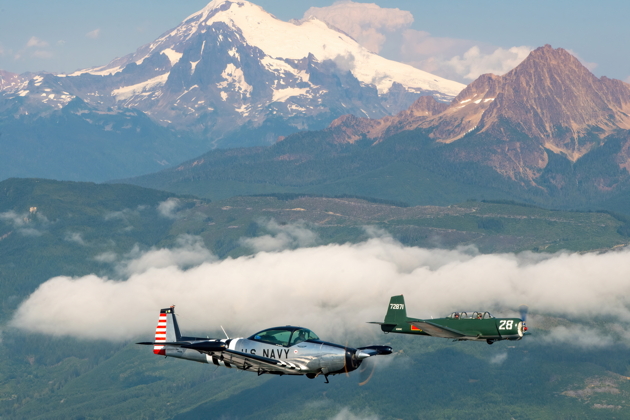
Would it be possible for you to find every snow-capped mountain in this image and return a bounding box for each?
[0,0,464,148]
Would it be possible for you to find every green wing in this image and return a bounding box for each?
[408,321,470,338]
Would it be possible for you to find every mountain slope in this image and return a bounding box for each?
[0,97,209,182]
[124,46,630,214]
[0,0,464,150]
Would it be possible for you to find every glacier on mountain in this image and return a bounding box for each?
[0,0,465,148]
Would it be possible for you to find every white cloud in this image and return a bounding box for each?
[303,1,413,53]
[118,235,215,276]
[0,210,28,228]
[301,3,531,83]
[0,210,48,236]
[64,232,86,246]
[541,326,615,349]
[86,29,101,39]
[330,408,380,420]
[240,219,318,252]
[18,228,43,237]
[401,29,476,60]
[10,230,630,345]
[94,251,117,263]
[445,46,532,80]
[332,52,356,73]
[157,198,181,219]
[24,36,53,59]
[489,352,508,365]
[26,36,49,48]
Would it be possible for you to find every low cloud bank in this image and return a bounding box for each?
[329,408,380,420]
[9,230,630,346]
[240,219,318,252]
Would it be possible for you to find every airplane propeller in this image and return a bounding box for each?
[358,358,376,386]
[519,305,529,332]
[342,344,375,385]
[344,344,391,386]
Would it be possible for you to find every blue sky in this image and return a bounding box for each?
[0,0,627,84]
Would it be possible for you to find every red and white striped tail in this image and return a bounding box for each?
[153,312,168,355]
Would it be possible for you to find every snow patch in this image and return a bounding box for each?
[70,65,123,77]
[190,60,200,74]
[272,87,309,103]
[161,48,183,66]
[111,73,169,101]
[217,63,252,97]
[235,104,251,115]
[227,47,240,60]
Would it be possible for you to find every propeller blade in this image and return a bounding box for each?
[519,305,528,322]
[358,358,376,386]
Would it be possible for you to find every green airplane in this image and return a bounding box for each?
[370,295,529,345]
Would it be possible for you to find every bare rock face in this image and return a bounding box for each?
[472,46,630,154]
[323,95,449,144]
[324,45,630,185]
[424,45,630,147]
[427,45,630,183]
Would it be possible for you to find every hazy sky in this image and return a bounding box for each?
[0,0,628,83]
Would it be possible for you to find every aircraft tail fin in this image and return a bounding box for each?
[384,295,408,325]
[153,306,182,355]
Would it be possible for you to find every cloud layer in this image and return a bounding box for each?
[9,228,630,348]
[303,1,413,54]
[302,1,533,83]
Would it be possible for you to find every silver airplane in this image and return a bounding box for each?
[138,306,393,383]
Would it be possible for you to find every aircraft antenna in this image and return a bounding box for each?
[220,325,230,339]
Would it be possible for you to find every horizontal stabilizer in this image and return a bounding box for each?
[136,340,226,352]
[367,322,397,327]
[181,341,227,352]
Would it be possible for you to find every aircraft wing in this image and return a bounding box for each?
[138,340,303,373]
[219,349,304,374]
[408,321,469,338]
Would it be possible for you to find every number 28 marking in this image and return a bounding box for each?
[499,320,514,330]
[390,304,405,310]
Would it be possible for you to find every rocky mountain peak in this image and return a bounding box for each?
[316,45,630,185]
[475,45,630,160]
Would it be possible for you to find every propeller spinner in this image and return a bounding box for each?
[519,305,529,332]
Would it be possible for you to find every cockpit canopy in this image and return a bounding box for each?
[249,326,320,347]
[447,311,495,319]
